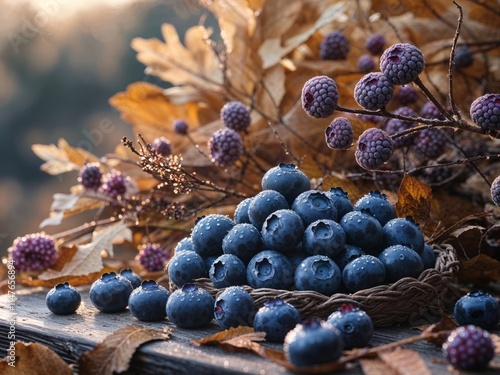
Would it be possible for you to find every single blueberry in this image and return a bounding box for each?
[454,290,500,330]
[378,244,424,283]
[46,282,81,315]
[261,163,311,204]
[166,284,215,328]
[383,217,425,254]
[191,214,234,256]
[128,280,170,321]
[342,255,386,293]
[222,223,263,263]
[292,190,338,227]
[209,253,247,288]
[214,286,255,329]
[167,250,207,287]
[89,272,133,313]
[340,211,384,255]
[302,219,346,257]
[248,190,289,229]
[261,209,304,253]
[119,268,142,289]
[326,304,374,349]
[253,298,301,342]
[294,255,342,296]
[354,190,396,226]
[325,187,354,220]
[246,250,294,290]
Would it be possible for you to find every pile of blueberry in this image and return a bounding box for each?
[167,163,436,299]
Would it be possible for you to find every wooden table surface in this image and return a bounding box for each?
[0,288,499,374]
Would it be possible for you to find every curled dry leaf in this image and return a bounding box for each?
[78,324,172,375]
[0,342,72,375]
[395,173,432,227]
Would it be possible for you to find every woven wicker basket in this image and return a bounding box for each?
[172,244,459,327]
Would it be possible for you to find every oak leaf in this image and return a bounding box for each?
[0,342,72,375]
[78,324,172,375]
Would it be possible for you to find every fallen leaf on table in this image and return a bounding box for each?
[0,341,72,375]
[78,324,172,375]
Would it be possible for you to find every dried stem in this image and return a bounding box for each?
[448,2,464,118]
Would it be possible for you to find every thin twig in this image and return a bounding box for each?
[448,1,464,118]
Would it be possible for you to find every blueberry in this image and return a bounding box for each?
[420,243,436,269]
[234,197,253,224]
[191,214,235,256]
[214,286,255,329]
[325,187,354,220]
[333,244,365,270]
[253,298,301,342]
[292,190,337,227]
[342,255,386,293]
[326,304,374,349]
[167,250,207,287]
[45,282,81,315]
[209,254,247,288]
[174,237,194,253]
[89,272,133,313]
[340,211,384,255]
[294,255,342,296]
[383,217,425,254]
[283,318,343,367]
[248,190,289,229]
[119,268,142,289]
[128,280,170,322]
[261,163,311,204]
[287,245,309,271]
[246,250,294,290]
[302,219,346,257]
[378,244,424,283]
[166,284,215,328]
[354,190,396,226]
[261,209,304,253]
[222,223,263,263]
[454,290,500,330]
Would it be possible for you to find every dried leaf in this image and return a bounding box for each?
[191,326,257,346]
[419,314,457,346]
[78,324,172,375]
[0,342,72,375]
[257,0,302,40]
[57,138,100,167]
[378,348,431,375]
[457,254,500,284]
[359,358,398,375]
[395,174,432,226]
[38,221,131,280]
[31,142,77,175]
[467,0,500,28]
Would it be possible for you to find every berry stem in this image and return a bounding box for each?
[447,1,464,119]
[413,76,453,122]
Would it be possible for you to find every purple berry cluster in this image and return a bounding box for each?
[207,128,243,167]
[319,30,350,60]
[354,72,394,111]
[151,137,172,157]
[135,243,170,272]
[380,43,425,85]
[470,93,500,131]
[220,101,251,132]
[365,33,386,55]
[173,119,189,135]
[325,117,353,150]
[78,163,102,190]
[301,75,339,118]
[101,171,128,199]
[355,128,394,170]
[8,232,58,271]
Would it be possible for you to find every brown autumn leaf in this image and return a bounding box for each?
[419,314,457,346]
[20,269,107,288]
[78,324,172,375]
[38,220,131,281]
[31,142,78,175]
[457,254,500,284]
[378,348,431,375]
[467,0,500,28]
[0,342,72,375]
[191,326,258,346]
[359,358,398,375]
[395,174,432,226]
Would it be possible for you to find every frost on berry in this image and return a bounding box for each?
[8,232,58,271]
[220,101,251,132]
[355,128,394,170]
[208,128,243,167]
[301,75,339,118]
[325,117,353,150]
[135,243,170,272]
[470,93,500,131]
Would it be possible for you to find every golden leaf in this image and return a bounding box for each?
[31,141,78,175]
[395,174,432,226]
[359,358,398,375]
[79,325,172,375]
[38,221,131,280]
[0,342,72,375]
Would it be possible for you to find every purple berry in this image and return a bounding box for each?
[357,54,376,72]
[220,101,251,132]
[413,128,447,159]
[470,93,500,131]
[354,72,394,111]
[443,325,495,370]
[325,117,354,150]
[366,33,386,55]
[8,232,57,272]
[173,119,189,135]
[136,243,170,272]
[78,163,102,190]
[207,128,243,167]
[491,175,500,206]
[384,106,418,148]
[355,128,394,170]
[101,171,128,199]
[380,43,425,85]
[453,45,473,68]
[301,75,339,118]
[397,85,418,105]
[320,30,350,60]
[421,101,445,120]
[151,137,172,156]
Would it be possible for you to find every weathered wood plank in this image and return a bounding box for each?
[0,288,499,374]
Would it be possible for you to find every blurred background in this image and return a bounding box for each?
[0,0,213,257]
